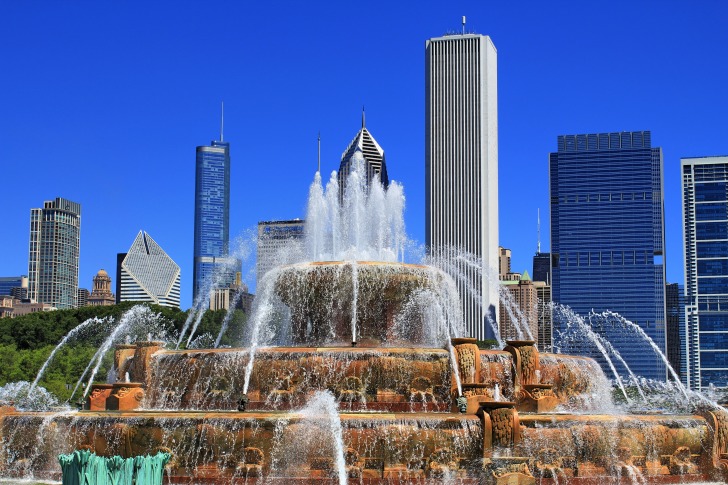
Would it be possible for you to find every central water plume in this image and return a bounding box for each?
[304,153,406,263]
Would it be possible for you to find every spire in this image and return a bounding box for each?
[317,132,321,173]
[220,101,224,142]
[537,208,541,253]
[462,15,466,35]
[361,105,366,129]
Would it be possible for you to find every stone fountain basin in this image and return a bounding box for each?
[0,409,715,483]
[143,347,603,413]
[274,261,449,346]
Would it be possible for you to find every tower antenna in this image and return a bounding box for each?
[317,132,321,173]
[537,208,541,253]
[462,15,466,35]
[220,101,224,142]
[361,105,366,128]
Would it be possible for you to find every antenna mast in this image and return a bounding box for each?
[537,208,541,253]
[462,16,466,34]
[317,132,321,173]
[220,101,224,142]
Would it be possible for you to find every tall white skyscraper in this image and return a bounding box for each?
[425,33,499,340]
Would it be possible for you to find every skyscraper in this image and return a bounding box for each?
[682,156,728,389]
[665,282,684,382]
[550,131,666,381]
[256,219,305,287]
[28,197,81,309]
[338,111,388,196]
[193,113,238,304]
[0,276,28,298]
[425,33,499,340]
[117,231,181,308]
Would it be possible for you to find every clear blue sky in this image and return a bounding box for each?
[1,1,727,309]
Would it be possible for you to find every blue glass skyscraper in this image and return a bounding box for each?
[549,131,666,381]
[682,156,728,389]
[193,132,238,304]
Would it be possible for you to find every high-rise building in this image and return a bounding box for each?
[338,111,388,196]
[532,252,552,284]
[665,282,684,382]
[28,197,81,309]
[77,288,89,307]
[0,276,28,298]
[256,219,305,286]
[534,280,553,351]
[499,271,537,341]
[210,272,254,314]
[88,269,116,306]
[425,33,499,340]
[498,247,511,278]
[682,156,728,389]
[550,131,666,381]
[117,231,181,308]
[193,117,239,305]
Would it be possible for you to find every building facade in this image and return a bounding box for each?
[77,288,89,307]
[210,272,254,314]
[425,33,499,340]
[532,252,552,284]
[534,280,553,351]
[0,276,28,297]
[499,271,538,342]
[256,219,305,286]
[28,197,81,309]
[338,112,388,197]
[88,269,116,306]
[665,282,684,382]
[682,156,728,389]
[550,132,666,381]
[193,138,239,305]
[117,231,181,308]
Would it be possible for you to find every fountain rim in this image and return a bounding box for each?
[277,260,431,270]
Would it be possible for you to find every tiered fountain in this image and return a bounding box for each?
[2,155,728,484]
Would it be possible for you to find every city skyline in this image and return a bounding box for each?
[1,2,727,308]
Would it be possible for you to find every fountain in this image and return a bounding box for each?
[3,157,728,484]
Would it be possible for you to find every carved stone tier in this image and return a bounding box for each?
[86,384,114,411]
[130,341,165,384]
[106,382,145,411]
[517,384,559,413]
[113,344,136,381]
[483,457,535,485]
[275,261,445,346]
[479,401,520,451]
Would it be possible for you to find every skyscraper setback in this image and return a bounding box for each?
[193,112,239,304]
[425,33,499,340]
[549,131,666,381]
[682,156,728,389]
[28,197,81,309]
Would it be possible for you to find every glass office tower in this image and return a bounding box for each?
[682,156,728,389]
[193,140,239,304]
[550,132,666,381]
[28,197,81,309]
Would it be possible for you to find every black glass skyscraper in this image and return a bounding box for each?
[550,131,666,381]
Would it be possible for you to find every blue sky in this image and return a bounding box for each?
[1,1,727,309]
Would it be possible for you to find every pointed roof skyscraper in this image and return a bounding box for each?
[338,110,389,196]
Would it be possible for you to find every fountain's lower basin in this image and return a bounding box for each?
[0,409,718,483]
